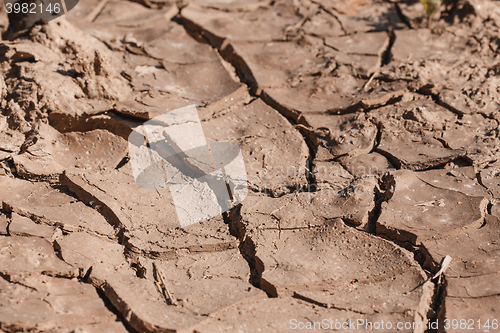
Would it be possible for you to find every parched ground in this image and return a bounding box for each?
[0,0,499,332]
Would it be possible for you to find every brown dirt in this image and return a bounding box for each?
[0,0,499,332]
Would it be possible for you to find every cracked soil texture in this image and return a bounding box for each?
[0,0,500,332]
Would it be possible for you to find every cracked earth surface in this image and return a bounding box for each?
[0,0,499,332]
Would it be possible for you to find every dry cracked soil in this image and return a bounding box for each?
[0,0,500,332]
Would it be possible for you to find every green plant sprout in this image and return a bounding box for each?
[420,0,443,27]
